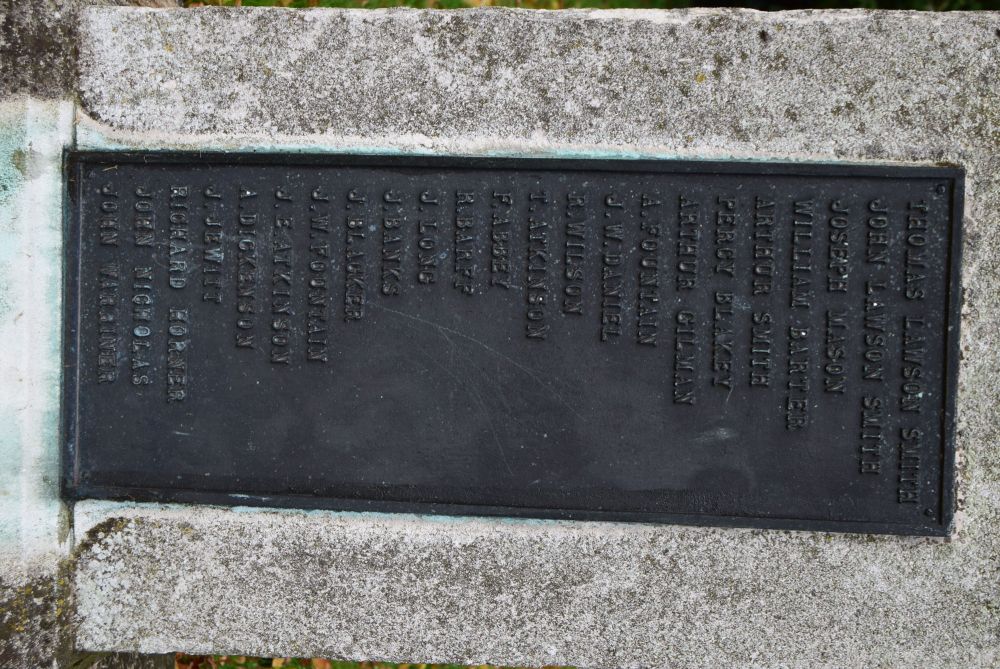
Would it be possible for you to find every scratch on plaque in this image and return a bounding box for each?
[413,343,514,476]
[372,304,584,421]
[470,373,514,477]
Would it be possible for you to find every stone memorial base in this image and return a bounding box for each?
[2,4,999,668]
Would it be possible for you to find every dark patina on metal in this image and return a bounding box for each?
[63,153,963,535]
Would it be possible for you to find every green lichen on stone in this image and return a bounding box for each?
[75,517,136,555]
[0,575,59,666]
[831,100,856,116]
[10,148,26,176]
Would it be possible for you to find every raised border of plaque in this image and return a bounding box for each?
[62,152,963,536]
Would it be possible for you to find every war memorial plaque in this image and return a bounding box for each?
[62,153,963,535]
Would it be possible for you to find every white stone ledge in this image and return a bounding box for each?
[71,498,991,667]
[78,8,998,156]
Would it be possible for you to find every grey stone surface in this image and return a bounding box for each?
[77,7,999,154]
[65,7,1000,669]
[0,0,179,98]
[0,0,80,97]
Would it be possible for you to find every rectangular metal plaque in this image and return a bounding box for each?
[63,153,963,535]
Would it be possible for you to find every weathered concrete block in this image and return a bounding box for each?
[1,5,998,668]
[0,0,181,98]
[61,7,1000,668]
